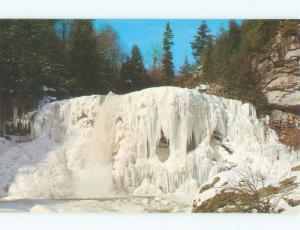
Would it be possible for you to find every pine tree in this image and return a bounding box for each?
[120,45,146,91]
[0,20,13,96]
[179,56,193,77]
[129,45,146,85]
[240,20,280,54]
[191,21,211,63]
[227,20,241,54]
[208,29,228,81]
[43,20,69,91]
[0,19,67,133]
[0,20,61,99]
[201,35,214,81]
[162,22,174,80]
[68,20,99,95]
[56,20,72,48]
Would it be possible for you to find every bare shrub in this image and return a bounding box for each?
[193,168,299,213]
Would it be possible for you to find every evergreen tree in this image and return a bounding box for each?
[0,20,13,96]
[0,20,61,99]
[162,22,174,80]
[195,19,285,106]
[239,20,280,53]
[129,45,146,85]
[43,20,69,90]
[206,21,241,85]
[68,20,99,95]
[191,21,211,63]
[209,29,229,81]
[179,56,193,77]
[226,20,241,54]
[120,45,146,91]
[280,20,300,37]
[56,20,72,48]
[0,19,67,132]
[201,35,214,81]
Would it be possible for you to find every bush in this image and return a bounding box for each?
[193,168,299,213]
[280,20,299,37]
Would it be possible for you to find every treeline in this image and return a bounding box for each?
[0,19,180,132]
[180,19,300,109]
[0,19,299,121]
[195,20,281,96]
[0,20,177,104]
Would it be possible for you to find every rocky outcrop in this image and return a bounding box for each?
[257,31,300,110]
[256,24,300,149]
[269,110,300,149]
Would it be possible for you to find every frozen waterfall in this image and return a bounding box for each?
[0,87,296,199]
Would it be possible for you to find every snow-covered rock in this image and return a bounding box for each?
[196,84,209,92]
[0,87,298,206]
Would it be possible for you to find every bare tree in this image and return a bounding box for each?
[147,43,166,85]
[96,24,123,80]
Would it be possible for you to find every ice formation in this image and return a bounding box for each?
[0,87,299,202]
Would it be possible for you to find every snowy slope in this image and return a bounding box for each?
[0,87,299,205]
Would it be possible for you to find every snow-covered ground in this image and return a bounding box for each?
[0,137,13,153]
[0,87,299,212]
[0,196,190,213]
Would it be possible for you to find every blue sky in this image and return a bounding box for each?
[93,19,240,71]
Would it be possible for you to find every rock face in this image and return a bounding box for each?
[256,25,300,149]
[269,110,300,149]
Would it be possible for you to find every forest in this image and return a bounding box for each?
[0,19,299,135]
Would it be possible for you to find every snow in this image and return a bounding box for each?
[28,197,190,213]
[0,86,299,212]
[196,84,208,92]
[0,137,13,153]
[42,85,56,92]
[133,179,163,196]
[285,205,300,213]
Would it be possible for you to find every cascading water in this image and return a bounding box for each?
[0,87,297,201]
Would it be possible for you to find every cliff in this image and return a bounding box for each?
[255,24,300,149]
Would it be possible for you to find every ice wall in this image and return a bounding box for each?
[2,87,296,199]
